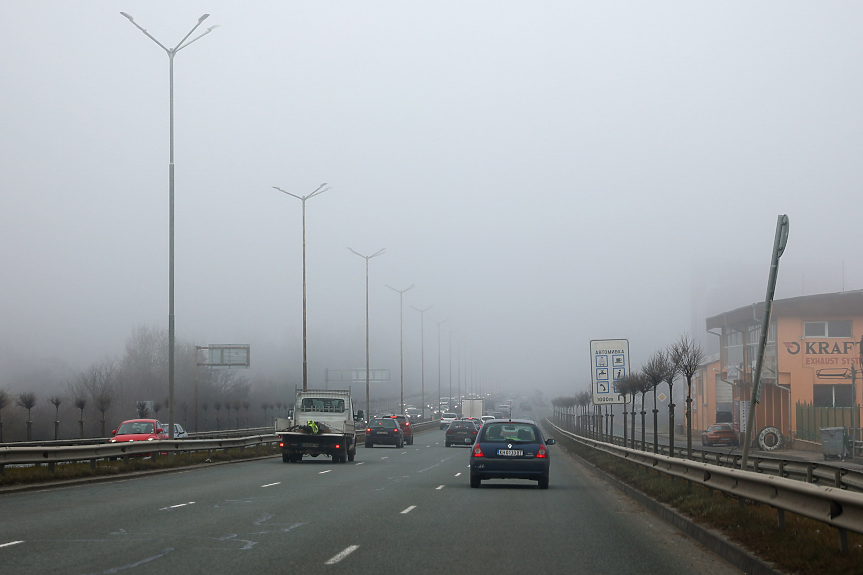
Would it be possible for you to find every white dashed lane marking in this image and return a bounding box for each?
[455,473,462,476]
[381,457,388,459]
[356,462,364,465]
[436,485,445,490]
[325,545,359,565]
[400,505,417,514]
[159,502,195,511]
[261,482,281,488]
[0,541,23,549]
[319,470,331,474]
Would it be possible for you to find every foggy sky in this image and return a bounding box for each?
[1,1,862,398]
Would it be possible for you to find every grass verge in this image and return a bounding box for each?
[547,425,863,575]
[0,444,281,487]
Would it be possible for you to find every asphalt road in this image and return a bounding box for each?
[0,411,739,575]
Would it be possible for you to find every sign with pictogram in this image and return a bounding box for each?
[590,339,630,404]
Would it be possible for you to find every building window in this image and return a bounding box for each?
[813,384,853,408]
[804,320,853,338]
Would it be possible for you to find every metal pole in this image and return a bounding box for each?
[274,184,328,391]
[121,12,218,441]
[348,248,385,425]
[448,329,458,412]
[411,305,433,420]
[430,318,447,419]
[741,215,790,469]
[387,285,415,415]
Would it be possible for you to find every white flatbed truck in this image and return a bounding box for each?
[275,389,357,463]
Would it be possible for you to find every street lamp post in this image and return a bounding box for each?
[448,329,458,411]
[386,284,415,415]
[430,318,447,419]
[411,305,433,421]
[273,184,330,391]
[348,248,385,426]
[121,12,218,440]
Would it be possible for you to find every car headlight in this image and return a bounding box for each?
[147,437,154,441]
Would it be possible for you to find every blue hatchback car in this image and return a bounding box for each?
[469,419,555,489]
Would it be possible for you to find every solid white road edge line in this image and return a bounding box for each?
[159,502,195,510]
[261,482,281,488]
[400,505,417,514]
[324,545,359,565]
[0,541,23,548]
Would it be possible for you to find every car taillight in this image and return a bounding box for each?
[405,422,410,426]
[366,428,371,433]
[335,444,340,449]
[279,442,284,447]
[472,430,477,434]
[472,444,484,457]
[536,446,547,458]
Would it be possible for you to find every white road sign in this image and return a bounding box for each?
[590,339,630,404]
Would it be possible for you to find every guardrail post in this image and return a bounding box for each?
[90,458,96,470]
[48,462,55,474]
[123,454,130,465]
[754,458,760,474]
[777,508,785,530]
[806,463,814,483]
[839,528,849,554]
[835,469,842,488]
[778,460,785,478]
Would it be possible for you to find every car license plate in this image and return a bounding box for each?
[301,443,318,448]
[497,449,523,456]
[464,438,471,443]
[376,431,387,435]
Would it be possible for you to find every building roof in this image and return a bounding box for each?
[705,290,863,331]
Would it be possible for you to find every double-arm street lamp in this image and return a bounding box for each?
[120,12,218,440]
[411,305,433,420]
[348,248,385,424]
[273,184,330,391]
[386,284,415,415]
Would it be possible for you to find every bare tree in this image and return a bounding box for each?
[0,386,10,442]
[95,390,113,438]
[152,400,163,420]
[671,333,705,459]
[48,395,63,440]
[242,400,250,428]
[75,396,88,438]
[17,391,37,441]
[136,400,149,419]
[663,346,681,457]
[275,400,283,418]
[201,400,209,430]
[261,401,268,426]
[180,401,188,427]
[232,399,241,429]
[642,351,669,454]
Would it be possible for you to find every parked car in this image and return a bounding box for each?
[440,412,458,429]
[445,420,478,447]
[470,419,554,489]
[701,424,739,447]
[170,423,189,439]
[109,419,168,443]
[365,418,404,448]
[385,414,414,445]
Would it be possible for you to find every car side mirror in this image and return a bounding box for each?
[356,410,364,420]
[545,438,555,445]
[157,428,164,434]
[111,430,117,435]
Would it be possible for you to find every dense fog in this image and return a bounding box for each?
[1,2,861,438]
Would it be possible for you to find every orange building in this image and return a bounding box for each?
[704,290,863,446]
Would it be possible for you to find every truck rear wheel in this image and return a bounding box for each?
[348,444,356,461]
[282,452,291,463]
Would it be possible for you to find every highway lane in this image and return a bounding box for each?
[0,420,739,574]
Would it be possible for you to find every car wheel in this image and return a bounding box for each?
[365,441,372,448]
[470,474,481,488]
[538,476,549,490]
[445,442,450,447]
[410,436,414,445]
[282,452,291,463]
[348,447,356,462]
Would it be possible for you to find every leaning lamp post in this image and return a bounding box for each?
[121,12,218,440]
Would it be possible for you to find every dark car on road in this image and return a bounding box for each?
[445,420,478,446]
[365,418,404,448]
[469,419,555,489]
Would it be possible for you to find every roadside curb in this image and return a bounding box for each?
[542,422,784,575]
[0,453,281,496]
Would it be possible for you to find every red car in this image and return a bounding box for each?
[701,423,739,447]
[110,419,169,443]
[386,414,414,445]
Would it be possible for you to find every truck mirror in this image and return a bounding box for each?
[355,410,364,420]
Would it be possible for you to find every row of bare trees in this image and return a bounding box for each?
[554,333,705,459]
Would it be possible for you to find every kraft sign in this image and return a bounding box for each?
[783,341,861,355]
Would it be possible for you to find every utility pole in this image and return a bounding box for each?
[273,184,330,391]
[120,11,219,440]
[386,284,415,415]
[430,318,447,419]
[348,248,385,426]
[448,329,458,412]
[411,305,433,421]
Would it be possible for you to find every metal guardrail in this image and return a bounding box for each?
[0,426,277,449]
[546,420,863,552]
[553,419,863,493]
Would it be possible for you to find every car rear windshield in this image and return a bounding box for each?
[118,422,155,434]
[442,413,456,418]
[300,398,345,413]
[450,422,475,429]
[482,423,538,443]
[371,420,397,429]
[713,424,734,431]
